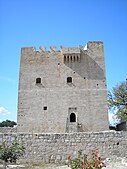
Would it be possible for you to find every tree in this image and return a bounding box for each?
[0,137,25,169]
[0,120,17,127]
[108,80,127,122]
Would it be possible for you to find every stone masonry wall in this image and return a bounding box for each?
[0,131,126,163]
[0,127,17,133]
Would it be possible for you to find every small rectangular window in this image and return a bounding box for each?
[67,77,72,83]
[44,106,47,110]
[36,78,41,84]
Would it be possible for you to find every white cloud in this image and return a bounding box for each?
[108,111,119,126]
[108,112,114,123]
[0,106,11,115]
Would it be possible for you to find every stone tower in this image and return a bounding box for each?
[17,41,109,133]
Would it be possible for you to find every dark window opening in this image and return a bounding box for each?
[70,113,76,122]
[58,63,60,65]
[44,106,47,110]
[64,55,66,62]
[84,77,86,79]
[97,84,99,86]
[71,56,72,61]
[77,55,79,62]
[36,78,41,84]
[67,56,69,62]
[74,56,75,62]
[67,77,72,83]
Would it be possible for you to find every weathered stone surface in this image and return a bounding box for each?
[17,41,109,134]
[0,127,17,133]
[0,131,126,163]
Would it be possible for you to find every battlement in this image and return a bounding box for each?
[21,41,103,55]
[21,45,82,54]
[87,41,103,50]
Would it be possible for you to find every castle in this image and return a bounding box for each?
[17,41,109,133]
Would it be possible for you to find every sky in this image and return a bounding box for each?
[0,0,127,123]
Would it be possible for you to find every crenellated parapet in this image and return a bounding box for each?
[21,47,36,55]
[21,42,103,54]
[21,42,104,64]
[21,46,81,54]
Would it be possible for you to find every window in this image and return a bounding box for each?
[64,55,66,62]
[67,56,69,62]
[74,56,75,62]
[70,113,76,122]
[43,106,47,110]
[67,77,72,83]
[77,56,79,62]
[36,78,41,84]
[71,56,72,62]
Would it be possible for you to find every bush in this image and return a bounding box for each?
[0,137,25,169]
[68,150,106,169]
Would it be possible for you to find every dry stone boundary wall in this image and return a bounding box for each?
[0,127,17,133]
[0,131,127,163]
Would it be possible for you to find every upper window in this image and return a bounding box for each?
[36,78,41,84]
[67,77,72,83]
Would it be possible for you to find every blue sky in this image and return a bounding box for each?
[0,0,127,123]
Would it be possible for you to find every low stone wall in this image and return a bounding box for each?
[0,127,17,133]
[0,131,127,164]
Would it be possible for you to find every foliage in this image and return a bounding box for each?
[108,81,127,122]
[0,137,25,169]
[0,120,17,127]
[68,150,106,169]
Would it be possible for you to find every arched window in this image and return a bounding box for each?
[36,78,41,84]
[67,77,72,83]
[70,113,76,122]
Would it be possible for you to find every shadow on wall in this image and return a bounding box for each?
[64,51,104,80]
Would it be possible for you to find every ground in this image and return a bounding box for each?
[0,157,127,169]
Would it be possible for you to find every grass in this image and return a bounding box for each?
[18,161,63,169]
[0,161,63,169]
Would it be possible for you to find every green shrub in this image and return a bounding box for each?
[0,137,25,169]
